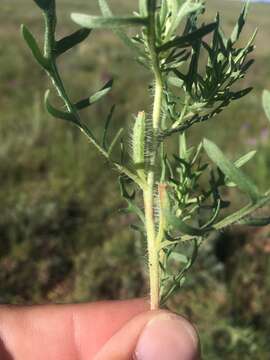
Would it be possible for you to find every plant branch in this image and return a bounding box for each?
[39,6,145,190]
[143,0,164,310]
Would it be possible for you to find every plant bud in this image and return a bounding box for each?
[133,111,146,180]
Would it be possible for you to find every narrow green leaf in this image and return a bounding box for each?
[45,90,76,122]
[119,176,135,200]
[158,22,217,52]
[203,138,260,202]
[99,0,146,57]
[33,0,54,11]
[179,132,188,160]
[232,87,253,100]
[218,26,228,49]
[119,177,145,223]
[167,214,205,236]
[186,41,201,92]
[168,76,184,88]
[75,79,113,110]
[71,14,148,29]
[21,24,49,70]
[160,1,168,26]
[172,69,186,82]
[213,191,270,231]
[227,150,257,186]
[89,79,113,103]
[241,59,255,73]
[234,150,257,168]
[169,0,204,37]
[103,105,116,150]
[201,199,221,229]
[230,1,249,44]
[108,128,124,156]
[56,28,91,57]
[234,28,257,64]
[167,0,179,19]
[179,277,186,287]
[262,89,270,122]
[98,0,111,15]
[239,217,270,227]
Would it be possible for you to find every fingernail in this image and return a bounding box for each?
[133,313,199,360]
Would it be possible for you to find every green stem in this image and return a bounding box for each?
[43,10,80,121]
[143,77,163,310]
[143,0,164,310]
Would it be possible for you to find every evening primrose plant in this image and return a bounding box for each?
[22,0,270,310]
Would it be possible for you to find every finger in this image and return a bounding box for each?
[0,299,148,360]
[96,310,200,360]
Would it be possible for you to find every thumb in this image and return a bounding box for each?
[95,310,200,360]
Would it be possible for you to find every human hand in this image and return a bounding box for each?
[0,299,199,359]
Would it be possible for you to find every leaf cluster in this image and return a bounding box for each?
[161,5,256,137]
[157,137,269,302]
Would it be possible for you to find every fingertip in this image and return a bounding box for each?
[95,310,200,360]
[133,313,200,360]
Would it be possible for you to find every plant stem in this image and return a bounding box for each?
[144,1,164,310]
[143,76,162,311]
[143,189,159,310]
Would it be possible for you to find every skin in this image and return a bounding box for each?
[0,299,199,360]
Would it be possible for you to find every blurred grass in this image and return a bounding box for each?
[0,0,270,358]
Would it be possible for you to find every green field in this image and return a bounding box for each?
[0,0,270,358]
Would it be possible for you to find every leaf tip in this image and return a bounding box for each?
[70,13,89,28]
